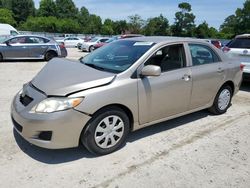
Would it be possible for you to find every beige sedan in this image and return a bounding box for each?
[11,37,243,155]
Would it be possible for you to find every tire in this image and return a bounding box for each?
[0,53,3,62]
[209,85,232,115]
[81,107,130,155]
[44,51,57,61]
[89,46,94,52]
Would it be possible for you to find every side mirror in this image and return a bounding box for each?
[141,65,161,77]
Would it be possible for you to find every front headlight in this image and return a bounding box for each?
[30,97,83,113]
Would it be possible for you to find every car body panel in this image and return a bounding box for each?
[11,36,242,149]
[0,35,67,60]
[224,34,250,79]
[31,58,115,96]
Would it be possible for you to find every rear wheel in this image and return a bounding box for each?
[81,107,130,155]
[44,51,57,61]
[209,85,232,115]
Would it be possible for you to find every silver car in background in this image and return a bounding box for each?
[0,35,67,61]
[11,37,243,155]
[223,34,250,81]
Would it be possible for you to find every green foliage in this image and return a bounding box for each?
[172,2,196,37]
[55,0,78,19]
[101,19,114,35]
[220,0,250,38]
[128,14,144,34]
[195,22,220,39]
[10,0,35,23]
[0,8,16,26]
[37,0,57,17]
[20,16,80,33]
[144,14,170,36]
[85,14,102,34]
[113,20,128,34]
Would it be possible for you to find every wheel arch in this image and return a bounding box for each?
[79,103,134,146]
[220,80,235,95]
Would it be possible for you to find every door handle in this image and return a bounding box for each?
[182,74,191,81]
[217,68,224,73]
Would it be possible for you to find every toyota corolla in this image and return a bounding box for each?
[11,37,243,155]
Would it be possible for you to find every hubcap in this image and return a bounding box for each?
[94,115,124,149]
[218,89,231,110]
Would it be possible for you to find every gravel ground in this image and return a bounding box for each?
[0,48,250,188]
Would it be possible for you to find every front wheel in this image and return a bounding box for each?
[89,46,94,52]
[81,107,130,155]
[209,85,232,115]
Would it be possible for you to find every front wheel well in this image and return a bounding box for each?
[92,104,134,131]
[221,81,235,95]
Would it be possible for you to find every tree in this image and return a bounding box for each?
[172,2,196,37]
[10,0,35,23]
[113,20,128,34]
[78,6,90,33]
[55,0,78,19]
[144,14,170,36]
[37,0,57,17]
[85,14,102,34]
[0,8,16,26]
[20,16,58,32]
[195,21,219,39]
[101,19,114,35]
[220,0,250,38]
[128,14,144,33]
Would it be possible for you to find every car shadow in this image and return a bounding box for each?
[14,110,210,164]
[240,81,250,92]
[127,110,210,143]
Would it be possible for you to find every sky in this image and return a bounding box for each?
[33,0,245,29]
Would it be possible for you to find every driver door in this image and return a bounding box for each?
[138,43,192,124]
[4,36,30,59]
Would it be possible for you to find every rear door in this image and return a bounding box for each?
[25,36,49,58]
[138,43,192,124]
[188,43,225,109]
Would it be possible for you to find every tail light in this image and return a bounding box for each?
[222,46,230,53]
[240,64,245,71]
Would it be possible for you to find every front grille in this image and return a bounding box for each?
[12,117,23,132]
[20,95,33,106]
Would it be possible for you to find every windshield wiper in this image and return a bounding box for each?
[84,63,105,71]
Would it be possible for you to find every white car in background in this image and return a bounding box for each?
[223,34,250,81]
[80,37,109,52]
[57,37,84,48]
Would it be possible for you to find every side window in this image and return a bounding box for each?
[100,39,108,42]
[145,44,186,72]
[189,44,220,66]
[25,37,45,44]
[9,37,26,44]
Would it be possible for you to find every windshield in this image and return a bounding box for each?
[90,38,99,42]
[106,38,117,43]
[227,38,250,49]
[0,36,10,43]
[80,40,155,73]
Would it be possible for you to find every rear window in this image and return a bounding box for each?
[227,38,250,49]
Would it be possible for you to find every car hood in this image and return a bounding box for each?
[31,58,115,96]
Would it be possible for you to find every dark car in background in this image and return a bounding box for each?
[0,35,67,62]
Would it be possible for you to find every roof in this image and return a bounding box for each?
[236,34,250,38]
[124,36,204,44]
